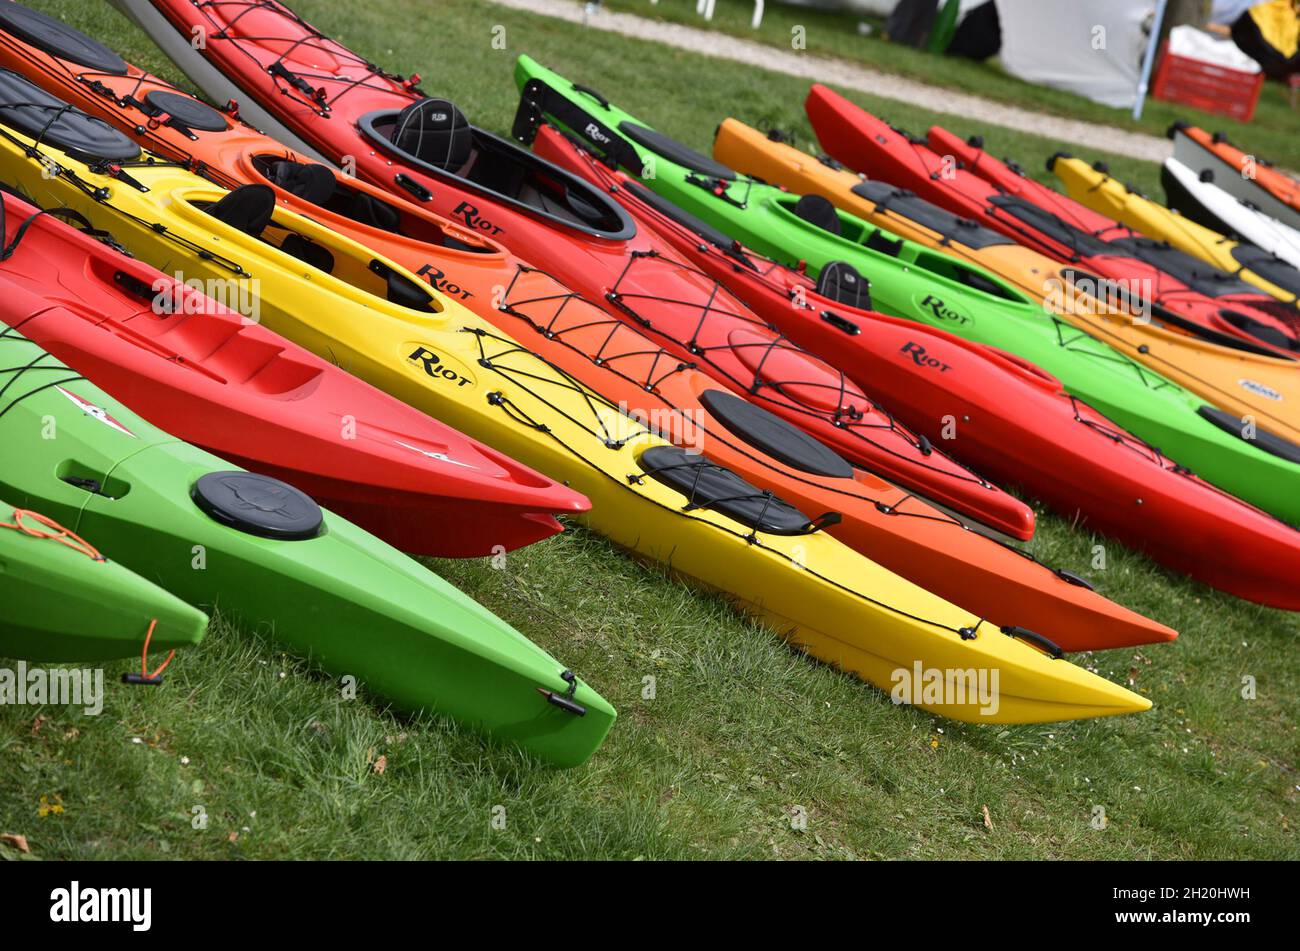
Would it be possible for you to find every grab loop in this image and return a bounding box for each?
[121,620,175,686]
[537,670,587,716]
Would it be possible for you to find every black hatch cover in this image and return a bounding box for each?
[638,445,819,535]
[699,388,854,479]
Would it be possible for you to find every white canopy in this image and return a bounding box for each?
[994,0,1156,108]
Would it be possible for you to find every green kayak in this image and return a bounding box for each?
[0,326,614,767]
[512,55,1300,524]
[0,498,208,663]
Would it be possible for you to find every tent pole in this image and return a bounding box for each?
[1133,0,1170,120]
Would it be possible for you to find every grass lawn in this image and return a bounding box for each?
[1,0,1296,861]
[596,0,1300,169]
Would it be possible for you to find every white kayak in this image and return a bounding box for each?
[1162,154,1300,273]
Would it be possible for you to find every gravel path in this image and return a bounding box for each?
[486,0,1173,163]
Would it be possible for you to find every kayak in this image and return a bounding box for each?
[1051,152,1300,305]
[0,499,208,663]
[803,85,1300,350]
[509,57,1300,528]
[0,72,1149,721]
[0,33,1186,652]
[1160,153,1300,272]
[1169,122,1300,233]
[532,122,1300,612]
[714,114,1300,451]
[0,191,588,559]
[0,328,616,765]
[101,0,1037,542]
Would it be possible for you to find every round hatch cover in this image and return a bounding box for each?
[191,472,324,541]
[144,90,228,132]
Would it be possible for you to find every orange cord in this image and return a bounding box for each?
[4,509,177,680]
[140,619,175,682]
[0,508,104,560]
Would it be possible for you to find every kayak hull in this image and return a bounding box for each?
[0,330,615,767]
[0,501,208,662]
[1160,154,1300,272]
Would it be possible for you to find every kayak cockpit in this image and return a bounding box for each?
[192,184,440,313]
[250,154,492,254]
[771,191,1028,305]
[357,99,636,241]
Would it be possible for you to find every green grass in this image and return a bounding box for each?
[596,0,1300,169]
[1,0,1297,861]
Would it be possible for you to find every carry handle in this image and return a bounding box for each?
[820,310,862,336]
[572,83,611,109]
[1001,626,1064,659]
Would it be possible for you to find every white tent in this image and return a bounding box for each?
[994,0,1157,108]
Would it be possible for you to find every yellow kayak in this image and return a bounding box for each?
[715,118,1300,445]
[0,79,1150,723]
[1052,153,1300,306]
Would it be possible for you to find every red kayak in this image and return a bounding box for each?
[530,123,1300,612]
[114,0,1035,540]
[805,84,1300,353]
[0,190,588,556]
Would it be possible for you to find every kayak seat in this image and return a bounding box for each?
[267,159,337,205]
[865,229,905,258]
[205,183,277,237]
[263,156,407,237]
[205,183,336,274]
[700,388,854,478]
[616,122,736,181]
[369,260,436,312]
[391,98,474,173]
[637,445,823,536]
[0,3,127,74]
[279,233,335,274]
[0,69,140,165]
[191,472,324,541]
[1196,406,1300,464]
[347,193,402,234]
[793,194,842,236]
[816,262,871,312]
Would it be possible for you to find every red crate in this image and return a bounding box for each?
[1151,40,1265,122]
